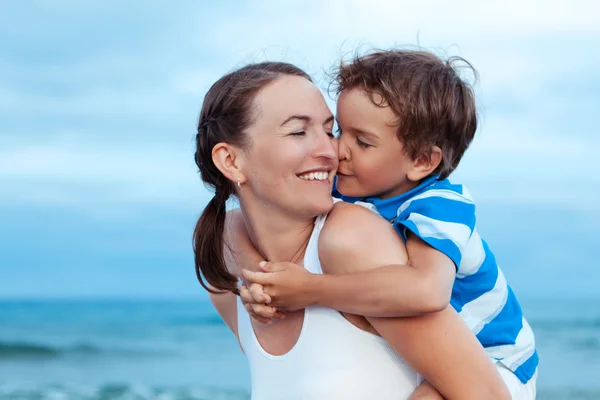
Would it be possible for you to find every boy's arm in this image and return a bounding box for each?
[409,380,445,400]
[313,235,454,316]
[224,209,261,276]
[224,209,281,322]
[318,202,510,400]
[243,191,474,317]
[242,231,455,317]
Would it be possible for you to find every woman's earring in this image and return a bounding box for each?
[237,178,241,189]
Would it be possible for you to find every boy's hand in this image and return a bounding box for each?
[241,261,317,311]
[239,283,286,324]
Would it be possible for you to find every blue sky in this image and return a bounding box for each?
[1,0,599,298]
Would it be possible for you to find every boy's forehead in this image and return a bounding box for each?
[339,87,388,105]
[337,88,398,129]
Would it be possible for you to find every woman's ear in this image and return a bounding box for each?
[212,142,247,184]
[407,145,443,182]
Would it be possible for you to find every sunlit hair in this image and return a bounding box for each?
[332,49,478,179]
[193,62,311,294]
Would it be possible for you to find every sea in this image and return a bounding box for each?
[0,297,599,400]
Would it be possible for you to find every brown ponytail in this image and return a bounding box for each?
[193,62,311,294]
[193,188,235,294]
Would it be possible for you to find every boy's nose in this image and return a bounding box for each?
[338,138,350,161]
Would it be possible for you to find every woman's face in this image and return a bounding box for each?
[241,75,338,219]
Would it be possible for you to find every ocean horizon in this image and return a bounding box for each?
[1,296,599,400]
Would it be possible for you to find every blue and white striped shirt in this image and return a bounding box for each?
[333,175,539,384]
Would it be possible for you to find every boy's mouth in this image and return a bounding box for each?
[336,170,353,177]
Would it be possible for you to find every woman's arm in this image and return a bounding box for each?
[204,210,260,340]
[209,290,238,336]
[319,202,510,400]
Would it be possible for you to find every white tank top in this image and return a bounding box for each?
[236,209,420,400]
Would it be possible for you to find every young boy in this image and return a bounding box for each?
[240,49,538,398]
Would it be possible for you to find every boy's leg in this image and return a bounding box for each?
[496,362,537,399]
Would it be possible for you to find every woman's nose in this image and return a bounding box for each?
[314,130,338,160]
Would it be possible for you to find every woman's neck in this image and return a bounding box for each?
[238,200,315,265]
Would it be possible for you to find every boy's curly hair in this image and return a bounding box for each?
[332,49,478,179]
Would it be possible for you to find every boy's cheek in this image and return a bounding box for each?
[335,175,361,197]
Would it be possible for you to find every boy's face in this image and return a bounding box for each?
[335,88,418,199]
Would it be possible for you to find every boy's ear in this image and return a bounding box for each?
[212,142,247,185]
[407,145,443,182]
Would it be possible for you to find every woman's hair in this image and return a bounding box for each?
[194,62,311,294]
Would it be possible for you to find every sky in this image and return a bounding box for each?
[0,0,599,299]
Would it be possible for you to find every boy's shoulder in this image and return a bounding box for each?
[406,177,475,205]
[396,177,477,230]
[395,178,479,267]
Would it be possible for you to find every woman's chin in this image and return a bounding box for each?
[306,194,335,216]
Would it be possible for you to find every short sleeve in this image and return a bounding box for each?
[393,190,476,268]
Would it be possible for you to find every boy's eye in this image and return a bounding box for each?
[326,131,335,138]
[335,127,343,138]
[356,137,371,148]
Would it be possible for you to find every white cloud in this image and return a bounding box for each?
[1,0,599,213]
[0,137,208,211]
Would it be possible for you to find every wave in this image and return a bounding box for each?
[2,383,600,400]
[0,383,250,400]
[0,341,167,360]
[568,336,600,351]
[530,317,600,331]
[167,315,225,326]
[537,389,600,400]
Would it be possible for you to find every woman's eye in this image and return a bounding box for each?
[289,131,306,136]
[335,127,343,138]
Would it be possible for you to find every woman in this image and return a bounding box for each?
[193,62,509,399]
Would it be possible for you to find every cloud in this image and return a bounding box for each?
[1,0,599,298]
[1,0,599,214]
[0,137,207,212]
